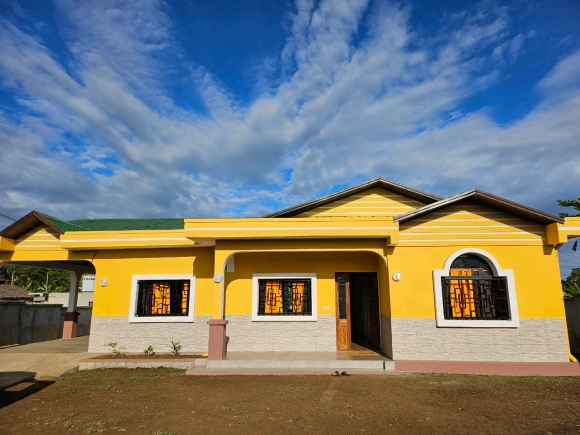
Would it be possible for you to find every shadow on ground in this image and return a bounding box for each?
[0,372,54,409]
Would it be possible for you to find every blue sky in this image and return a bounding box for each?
[0,0,579,276]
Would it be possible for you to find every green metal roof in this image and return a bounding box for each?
[66,218,184,231]
[38,212,87,232]
[0,211,185,238]
[39,212,184,232]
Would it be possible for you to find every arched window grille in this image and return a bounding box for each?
[442,254,510,320]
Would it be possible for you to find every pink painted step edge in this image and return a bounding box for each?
[395,360,580,376]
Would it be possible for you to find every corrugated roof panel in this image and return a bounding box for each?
[67,218,184,231]
[38,213,86,232]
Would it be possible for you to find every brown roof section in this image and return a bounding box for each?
[394,189,564,226]
[265,178,442,218]
[0,211,70,239]
[0,284,33,300]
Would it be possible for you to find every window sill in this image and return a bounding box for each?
[128,315,194,324]
[436,318,519,328]
[251,314,318,322]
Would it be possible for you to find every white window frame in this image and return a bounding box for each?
[128,274,195,323]
[252,273,317,322]
[433,248,519,328]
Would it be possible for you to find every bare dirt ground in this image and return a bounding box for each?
[1,368,579,435]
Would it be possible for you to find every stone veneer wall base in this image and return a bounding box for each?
[88,316,211,354]
[225,315,336,352]
[382,316,570,362]
[89,315,337,354]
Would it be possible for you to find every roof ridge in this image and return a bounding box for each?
[265,177,442,218]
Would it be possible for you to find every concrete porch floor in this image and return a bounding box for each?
[223,351,388,361]
[190,351,395,375]
[0,336,89,388]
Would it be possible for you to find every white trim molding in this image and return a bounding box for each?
[251,273,317,322]
[128,274,196,323]
[433,248,519,328]
[185,226,397,232]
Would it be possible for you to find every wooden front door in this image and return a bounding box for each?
[335,273,351,350]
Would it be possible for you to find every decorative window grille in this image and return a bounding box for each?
[257,279,312,316]
[136,280,190,316]
[441,254,510,320]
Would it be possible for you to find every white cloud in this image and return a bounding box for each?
[538,49,580,98]
[0,0,578,227]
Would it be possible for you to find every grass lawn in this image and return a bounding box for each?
[1,368,580,434]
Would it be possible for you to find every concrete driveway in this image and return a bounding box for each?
[0,336,89,388]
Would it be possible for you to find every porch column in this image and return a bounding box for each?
[207,247,233,360]
[63,270,81,339]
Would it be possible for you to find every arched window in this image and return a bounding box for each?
[450,254,493,276]
[442,253,510,320]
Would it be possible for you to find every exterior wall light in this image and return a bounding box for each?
[392,272,402,282]
[100,278,109,287]
[213,274,223,283]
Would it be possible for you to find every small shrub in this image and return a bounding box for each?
[143,345,155,356]
[107,342,125,358]
[170,340,181,357]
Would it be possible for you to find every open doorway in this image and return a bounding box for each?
[335,272,380,351]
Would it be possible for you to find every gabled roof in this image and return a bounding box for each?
[265,178,442,218]
[394,189,564,226]
[0,211,80,239]
[0,211,184,239]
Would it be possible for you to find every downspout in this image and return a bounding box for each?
[570,354,578,363]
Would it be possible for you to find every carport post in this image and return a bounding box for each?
[63,270,81,339]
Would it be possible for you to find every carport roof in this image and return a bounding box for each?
[67,218,184,231]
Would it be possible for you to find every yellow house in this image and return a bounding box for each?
[1,178,579,369]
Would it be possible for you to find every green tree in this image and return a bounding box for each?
[0,264,70,292]
[557,195,580,218]
[0,264,18,285]
[562,268,580,296]
[557,195,579,253]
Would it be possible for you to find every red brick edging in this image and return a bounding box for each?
[185,370,391,376]
[79,358,198,363]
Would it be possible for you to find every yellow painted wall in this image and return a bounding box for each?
[223,251,382,315]
[387,244,565,319]
[14,226,62,250]
[91,247,215,317]
[378,252,391,317]
[297,187,424,217]
[1,226,82,261]
[388,201,564,319]
[1,248,78,262]
[399,201,545,245]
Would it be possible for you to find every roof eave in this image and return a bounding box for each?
[0,211,65,239]
[394,189,564,225]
